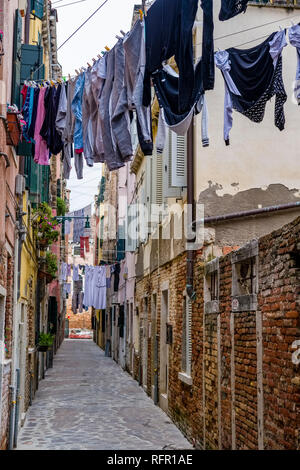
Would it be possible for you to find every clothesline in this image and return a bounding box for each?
[19,0,300,181]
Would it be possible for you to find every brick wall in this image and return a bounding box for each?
[0,363,11,450]
[68,311,92,330]
[132,217,300,450]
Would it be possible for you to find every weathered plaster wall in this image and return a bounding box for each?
[194,5,300,223]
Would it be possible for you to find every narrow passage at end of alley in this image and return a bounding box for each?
[16,339,193,451]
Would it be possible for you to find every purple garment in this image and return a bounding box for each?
[73,265,79,281]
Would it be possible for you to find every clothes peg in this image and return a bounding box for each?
[75,69,79,75]
[116,35,122,40]
[101,51,106,56]
[104,46,110,51]
[120,30,126,36]
[97,54,102,59]
[68,73,71,80]
[92,58,96,62]
[139,9,143,21]
[87,62,92,68]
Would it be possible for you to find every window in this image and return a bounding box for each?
[204,258,220,314]
[73,245,81,256]
[179,294,192,384]
[232,240,258,312]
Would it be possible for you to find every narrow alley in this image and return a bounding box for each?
[16,340,192,451]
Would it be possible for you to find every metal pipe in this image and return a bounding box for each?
[192,201,300,228]
[0,152,10,168]
[13,368,20,448]
[186,119,196,301]
[25,2,30,44]
[8,386,15,450]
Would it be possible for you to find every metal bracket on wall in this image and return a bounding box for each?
[0,152,10,168]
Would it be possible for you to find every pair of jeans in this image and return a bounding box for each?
[123,19,152,146]
[71,72,85,152]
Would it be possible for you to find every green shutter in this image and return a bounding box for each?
[40,166,50,203]
[24,157,49,205]
[20,44,45,82]
[11,10,22,108]
[31,0,44,20]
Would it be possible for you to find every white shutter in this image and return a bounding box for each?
[152,146,163,205]
[139,183,147,243]
[163,129,187,199]
[125,204,137,252]
[172,133,187,188]
[145,156,152,220]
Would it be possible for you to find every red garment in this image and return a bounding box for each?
[21,84,28,111]
[80,236,89,258]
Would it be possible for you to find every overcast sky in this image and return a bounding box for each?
[56,0,138,211]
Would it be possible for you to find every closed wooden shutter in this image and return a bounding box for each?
[11,10,22,108]
[172,133,187,188]
[31,0,44,19]
[126,204,137,252]
[163,130,186,199]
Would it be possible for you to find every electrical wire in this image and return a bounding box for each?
[56,0,93,9]
[57,0,110,51]
[193,13,300,49]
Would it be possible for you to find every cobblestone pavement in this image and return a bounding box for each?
[17,340,193,450]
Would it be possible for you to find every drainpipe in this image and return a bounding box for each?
[192,201,300,228]
[25,2,30,44]
[186,119,196,301]
[8,386,15,450]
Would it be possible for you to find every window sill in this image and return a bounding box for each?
[178,371,193,386]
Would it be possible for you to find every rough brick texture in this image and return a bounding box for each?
[133,217,300,450]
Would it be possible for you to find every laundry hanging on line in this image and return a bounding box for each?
[18,1,300,174]
[215,29,288,145]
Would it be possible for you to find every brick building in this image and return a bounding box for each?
[0,0,66,450]
[93,1,300,451]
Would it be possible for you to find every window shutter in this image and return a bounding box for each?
[31,0,44,20]
[11,10,22,108]
[152,147,163,205]
[145,156,152,222]
[163,130,186,199]
[126,204,137,252]
[139,183,147,243]
[20,44,45,82]
[172,133,187,188]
